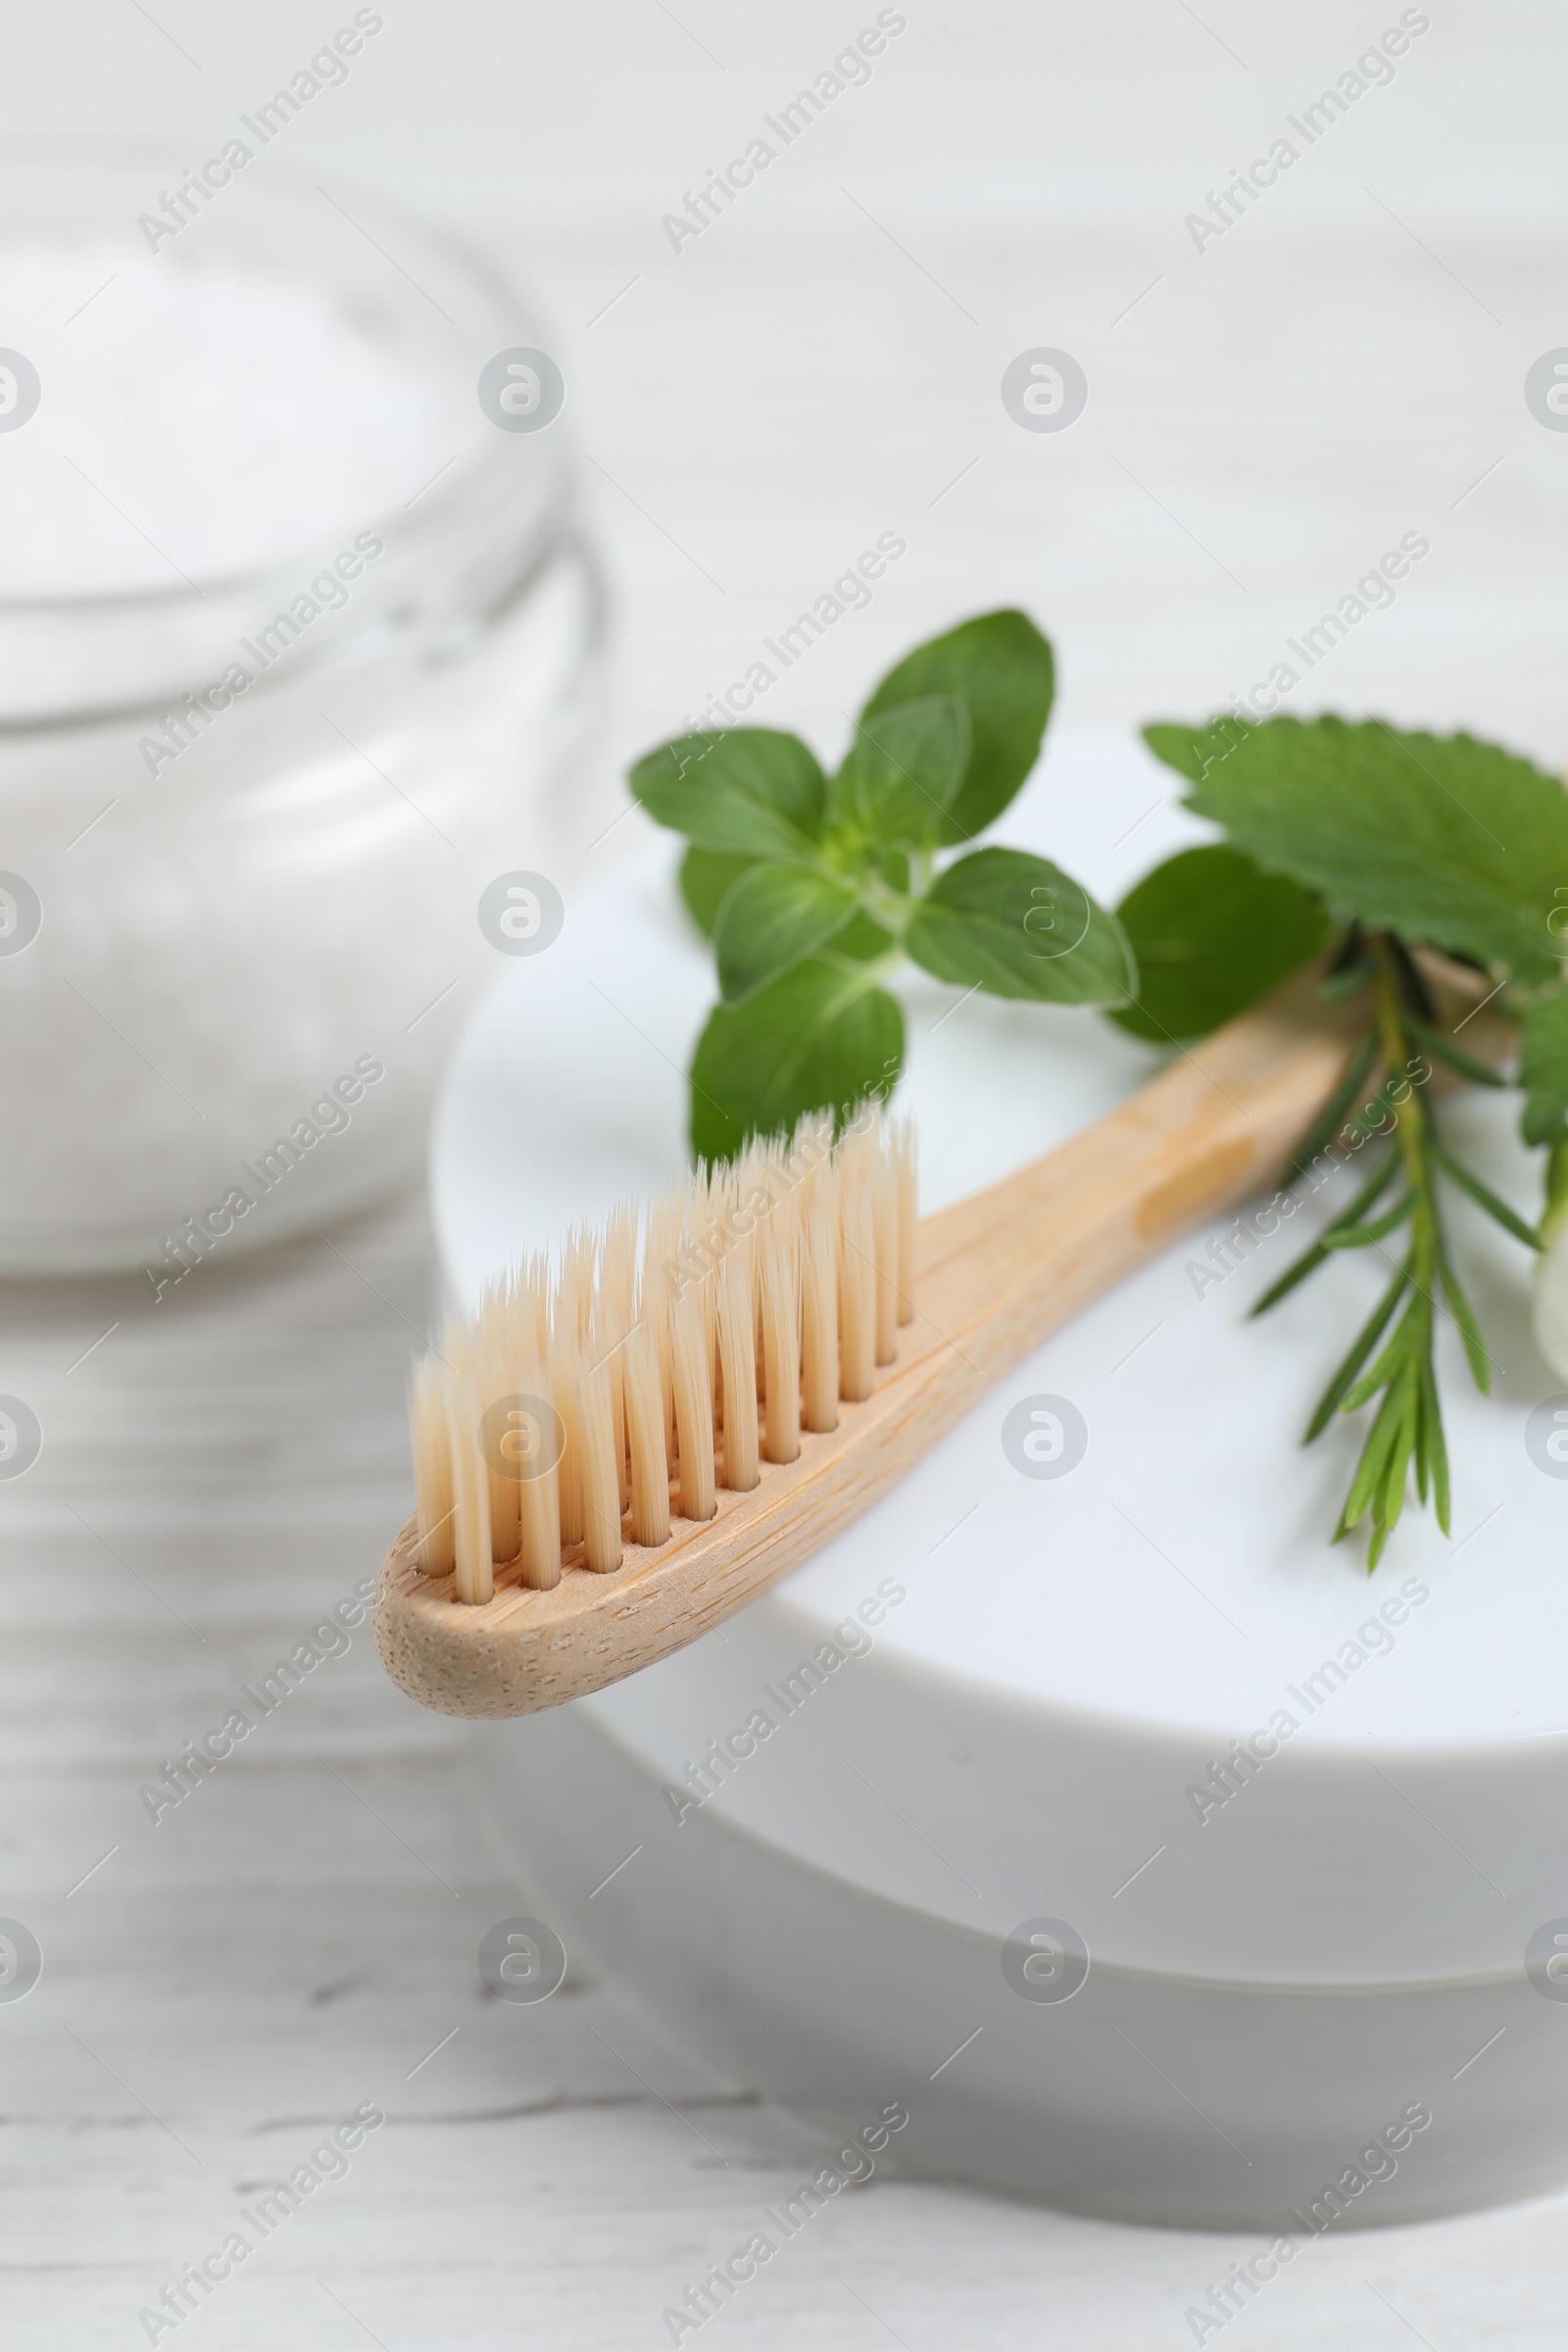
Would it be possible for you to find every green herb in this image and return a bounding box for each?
[630,611,1568,1570]
[1520,989,1568,1146]
[1152,713,1568,985]
[1110,843,1329,1043]
[630,612,1133,1163]
[1141,713,1563,1566]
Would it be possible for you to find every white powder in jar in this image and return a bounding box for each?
[0,236,595,1273]
[0,244,485,596]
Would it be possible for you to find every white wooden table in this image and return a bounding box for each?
[5,2,1568,2342]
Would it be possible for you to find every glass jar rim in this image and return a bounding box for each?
[0,133,567,617]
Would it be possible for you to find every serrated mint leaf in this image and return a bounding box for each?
[1109,843,1330,1043]
[905,847,1133,1004]
[629,727,826,857]
[1148,714,1568,985]
[829,695,970,847]
[680,846,758,937]
[1141,716,1252,789]
[690,960,904,1162]
[859,610,1054,845]
[1521,990,1568,1146]
[713,863,862,1003]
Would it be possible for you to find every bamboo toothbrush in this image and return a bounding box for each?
[373,973,1381,1720]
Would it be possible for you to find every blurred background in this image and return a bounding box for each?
[6,0,1555,766]
[5,5,1564,2346]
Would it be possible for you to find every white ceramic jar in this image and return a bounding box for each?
[0,146,605,1273]
[439,738,1568,2230]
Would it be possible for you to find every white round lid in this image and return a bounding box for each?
[433,731,1568,1983]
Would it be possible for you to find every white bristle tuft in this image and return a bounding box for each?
[870,1123,900,1365]
[838,1161,876,1402]
[575,1339,622,1574]
[716,1247,760,1492]
[601,1209,636,1514]
[410,1356,455,1575]
[894,1118,917,1324]
[552,1316,585,1545]
[671,1282,716,1522]
[405,1102,916,1592]
[801,1194,838,1433]
[447,1336,493,1605]
[513,1267,561,1591]
[760,1216,801,1465]
[643,1200,680,1457]
[623,1319,671,1546]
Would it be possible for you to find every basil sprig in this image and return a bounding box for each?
[630,612,1134,1163]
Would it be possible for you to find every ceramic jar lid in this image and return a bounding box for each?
[433,743,1568,1987]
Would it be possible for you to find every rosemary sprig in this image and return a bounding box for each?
[1254,939,1538,1568]
[1136,710,1568,1571]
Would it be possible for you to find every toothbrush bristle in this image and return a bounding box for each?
[408,1103,916,1604]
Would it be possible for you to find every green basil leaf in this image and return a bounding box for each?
[689,960,904,1163]
[1147,714,1568,985]
[832,909,898,961]
[629,727,826,857]
[829,695,970,847]
[859,610,1054,844]
[680,856,892,961]
[1109,844,1330,1042]
[905,847,1134,1004]
[1521,990,1568,1146]
[712,862,862,1004]
[680,847,758,937]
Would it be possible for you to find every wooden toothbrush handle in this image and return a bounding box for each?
[911,969,1366,1384]
[375,976,1373,1719]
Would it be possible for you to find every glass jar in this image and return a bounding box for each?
[0,144,608,1274]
